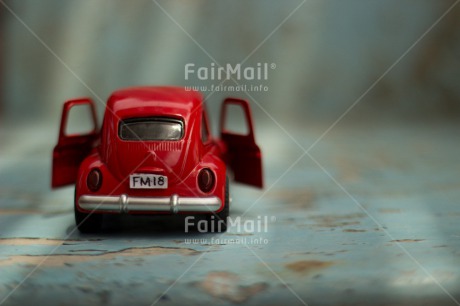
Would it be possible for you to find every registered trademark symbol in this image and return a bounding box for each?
[270,63,276,69]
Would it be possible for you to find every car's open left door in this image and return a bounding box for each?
[52,98,99,188]
[220,98,263,188]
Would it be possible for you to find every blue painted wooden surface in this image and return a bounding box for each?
[0,122,459,305]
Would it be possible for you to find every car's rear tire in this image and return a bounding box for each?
[74,190,102,233]
[206,177,229,232]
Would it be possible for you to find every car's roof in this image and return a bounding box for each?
[106,86,203,119]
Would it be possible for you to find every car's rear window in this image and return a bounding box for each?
[119,117,184,141]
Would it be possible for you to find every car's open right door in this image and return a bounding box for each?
[220,98,263,188]
[52,98,99,188]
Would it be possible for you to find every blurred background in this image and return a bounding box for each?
[1,0,460,129]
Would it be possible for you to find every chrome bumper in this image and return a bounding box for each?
[78,194,221,214]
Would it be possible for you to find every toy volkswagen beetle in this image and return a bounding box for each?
[51,86,263,232]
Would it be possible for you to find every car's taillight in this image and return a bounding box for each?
[87,169,102,192]
[198,168,215,193]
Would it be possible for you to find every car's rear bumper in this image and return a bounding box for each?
[78,194,221,214]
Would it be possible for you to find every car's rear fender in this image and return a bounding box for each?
[75,152,227,214]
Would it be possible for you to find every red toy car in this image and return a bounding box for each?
[51,86,263,232]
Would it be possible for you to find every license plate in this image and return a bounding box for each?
[129,174,168,189]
